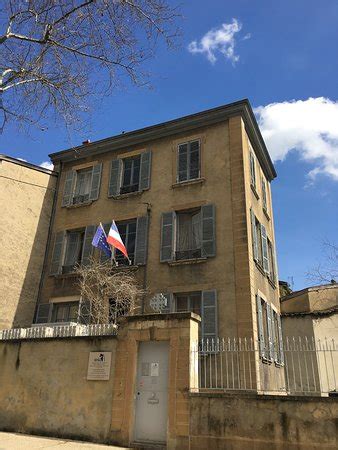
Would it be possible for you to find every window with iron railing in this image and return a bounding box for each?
[62,230,85,274]
[120,155,141,194]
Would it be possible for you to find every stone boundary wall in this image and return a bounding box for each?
[0,336,118,443]
[190,392,338,450]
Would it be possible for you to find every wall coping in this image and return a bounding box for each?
[125,311,201,323]
[190,391,338,403]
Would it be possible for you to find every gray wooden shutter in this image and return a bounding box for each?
[35,303,52,324]
[201,290,217,343]
[50,231,66,275]
[250,209,259,262]
[139,150,152,191]
[256,295,266,358]
[62,170,75,207]
[100,223,111,262]
[160,212,174,262]
[81,225,96,265]
[135,216,149,265]
[178,143,188,182]
[250,152,256,187]
[108,159,122,197]
[201,204,216,257]
[261,224,269,273]
[266,303,274,361]
[162,293,173,313]
[78,298,91,325]
[89,163,102,201]
[277,314,284,365]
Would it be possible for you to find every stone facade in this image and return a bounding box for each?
[36,100,284,390]
[0,155,56,329]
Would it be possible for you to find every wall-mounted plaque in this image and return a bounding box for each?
[87,352,112,381]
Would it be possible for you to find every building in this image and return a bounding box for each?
[34,99,284,390]
[281,283,338,394]
[0,155,57,329]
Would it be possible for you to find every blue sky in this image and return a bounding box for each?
[1,0,338,290]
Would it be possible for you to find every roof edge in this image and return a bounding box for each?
[49,99,277,181]
[281,283,338,302]
[0,154,56,175]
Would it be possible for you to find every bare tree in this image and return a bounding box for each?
[0,0,180,131]
[75,257,144,325]
[307,240,338,285]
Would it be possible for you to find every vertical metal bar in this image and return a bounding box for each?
[215,338,218,388]
[220,338,224,390]
[330,338,337,392]
[310,337,317,393]
[304,337,310,392]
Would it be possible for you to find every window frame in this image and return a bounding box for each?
[51,301,79,323]
[249,150,257,190]
[62,229,85,274]
[113,219,137,265]
[120,154,141,194]
[175,208,202,260]
[72,167,93,205]
[177,139,201,183]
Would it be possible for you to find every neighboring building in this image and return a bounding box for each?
[0,155,57,329]
[281,283,338,394]
[35,99,284,390]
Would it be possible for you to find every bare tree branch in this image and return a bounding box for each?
[0,0,181,132]
[307,240,338,285]
[75,258,144,325]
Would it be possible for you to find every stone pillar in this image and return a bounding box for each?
[109,312,200,449]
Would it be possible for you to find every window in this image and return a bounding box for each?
[175,292,201,316]
[114,219,137,264]
[261,177,268,213]
[268,239,276,284]
[51,301,79,323]
[62,230,85,274]
[108,151,152,197]
[62,164,102,207]
[251,210,275,280]
[72,168,92,205]
[256,295,284,364]
[120,155,141,194]
[160,204,215,263]
[249,151,256,189]
[176,209,202,260]
[170,290,217,342]
[177,140,200,182]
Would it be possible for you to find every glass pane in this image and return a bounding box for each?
[68,303,79,322]
[178,146,188,182]
[64,232,80,266]
[189,149,200,179]
[176,295,189,312]
[190,294,201,316]
[55,304,67,322]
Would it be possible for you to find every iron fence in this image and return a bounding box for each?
[191,337,338,396]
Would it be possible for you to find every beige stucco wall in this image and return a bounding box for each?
[0,158,56,329]
[0,313,199,449]
[190,393,338,449]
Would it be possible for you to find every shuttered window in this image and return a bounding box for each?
[108,151,152,197]
[51,301,79,323]
[160,204,216,262]
[256,295,284,364]
[177,140,200,182]
[35,303,52,324]
[249,151,256,189]
[261,224,269,274]
[62,164,102,207]
[114,219,137,264]
[262,178,268,212]
[50,225,95,275]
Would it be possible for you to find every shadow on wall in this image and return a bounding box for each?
[11,175,56,328]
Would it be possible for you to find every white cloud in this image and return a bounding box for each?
[187,19,245,64]
[40,161,54,171]
[255,97,338,181]
[16,157,27,162]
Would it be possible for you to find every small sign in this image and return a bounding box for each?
[150,362,159,377]
[87,352,112,381]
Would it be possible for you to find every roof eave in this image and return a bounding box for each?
[49,99,277,181]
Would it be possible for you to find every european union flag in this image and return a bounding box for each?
[92,224,112,258]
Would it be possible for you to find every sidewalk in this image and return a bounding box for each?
[0,432,129,449]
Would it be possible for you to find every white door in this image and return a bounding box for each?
[134,341,169,444]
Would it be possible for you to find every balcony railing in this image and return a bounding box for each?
[72,194,89,205]
[120,184,139,195]
[175,248,202,261]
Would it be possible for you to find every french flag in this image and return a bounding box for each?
[107,220,129,258]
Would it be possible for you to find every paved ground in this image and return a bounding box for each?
[0,432,129,449]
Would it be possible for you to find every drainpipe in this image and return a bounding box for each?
[141,202,152,314]
[33,160,62,322]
